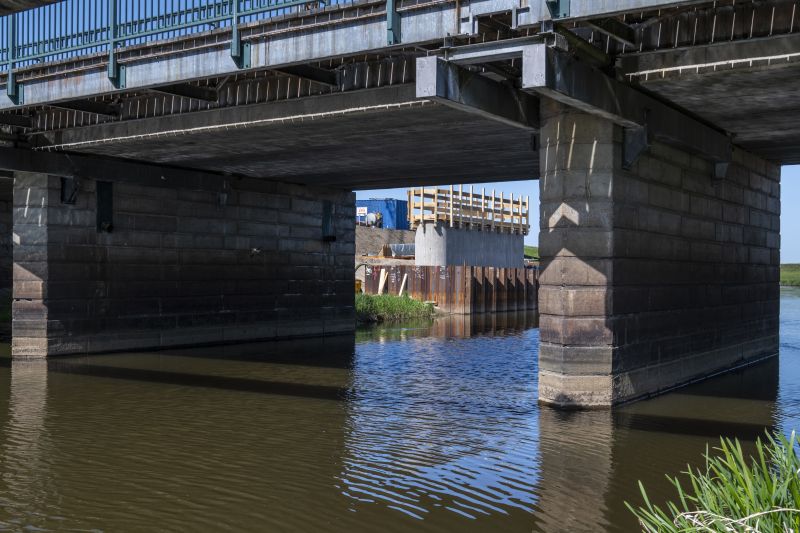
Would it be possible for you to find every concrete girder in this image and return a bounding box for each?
[0,146,226,190]
[273,65,340,87]
[618,32,800,163]
[584,18,636,47]
[151,83,219,103]
[522,43,732,166]
[0,1,464,111]
[618,33,800,81]
[560,0,709,20]
[28,84,539,188]
[48,99,120,118]
[440,36,542,65]
[35,85,425,152]
[0,113,30,128]
[415,56,539,131]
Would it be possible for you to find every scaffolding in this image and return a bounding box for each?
[407,186,530,235]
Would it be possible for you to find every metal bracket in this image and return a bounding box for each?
[231,39,251,69]
[6,71,21,105]
[545,0,569,19]
[230,3,251,69]
[623,125,650,170]
[107,51,126,89]
[713,162,730,181]
[107,1,125,89]
[387,0,401,45]
[6,12,20,104]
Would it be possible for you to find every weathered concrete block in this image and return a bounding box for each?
[538,102,780,408]
[10,171,355,358]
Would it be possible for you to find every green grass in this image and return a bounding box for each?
[355,293,435,323]
[782,264,800,286]
[627,431,800,532]
[524,245,539,261]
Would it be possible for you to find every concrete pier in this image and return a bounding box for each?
[537,102,780,407]
[415,223,524,268]
[12,172,355,358]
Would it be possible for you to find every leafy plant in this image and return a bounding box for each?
[627,431,800,532]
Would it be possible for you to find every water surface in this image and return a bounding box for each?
[0,291,798,532]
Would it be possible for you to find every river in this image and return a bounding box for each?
[0,288,798,532]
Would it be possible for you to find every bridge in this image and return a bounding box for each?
[0,0,787,407]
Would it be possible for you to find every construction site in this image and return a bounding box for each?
[356,186,538,314]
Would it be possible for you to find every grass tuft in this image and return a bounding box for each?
[627,431,800,532]
[524,245,539,261]
[782,265,800,286]
[355,293,435,323]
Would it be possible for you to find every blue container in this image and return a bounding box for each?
[356,199,409,230]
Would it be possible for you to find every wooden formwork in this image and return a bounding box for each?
[363,265,539,315]
[407,186,531,235]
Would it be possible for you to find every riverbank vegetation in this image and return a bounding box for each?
[524,246,539,261]
[628,431,800,532]
[356,294,435,323]
[782,264,800,286]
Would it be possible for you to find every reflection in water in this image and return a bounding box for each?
[1,361,50,530]
[343,318,539,525]
[536,408,614,532]
[0,294,797,532]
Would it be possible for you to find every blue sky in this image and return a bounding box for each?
[356,165,800,263]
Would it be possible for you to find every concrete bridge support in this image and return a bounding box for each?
[11,171,354,358]
[0,177,11,298]
[537,101,780,407]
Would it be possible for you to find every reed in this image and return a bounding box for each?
[356,293,435,323]
[627,431,800,532]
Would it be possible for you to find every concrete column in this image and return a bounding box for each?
[11,172,355,358]
[0,176,12,338]
[0,177,11,294]
[538,101,780,407]
[414,222,524,268]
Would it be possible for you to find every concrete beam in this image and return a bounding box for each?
[441,36,543,65]
[584,18,636,47]
[49,99,120,118]
[522,43,731,164]
[563,0,707,19]
[275,65,340,87]
[618,32,800,81]
[35,84,424,151]
[0,113,31,128]
[0,146,226,190]
[0,1,464,111]
[416,56,539,130]
[151,83,219,103]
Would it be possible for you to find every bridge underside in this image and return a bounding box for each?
[0,0,790,407]
[34,86,538,190]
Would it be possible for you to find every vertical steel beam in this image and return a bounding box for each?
[230,0,250,68]
[107,0,125,88]
[545,0,569,19]
[387,0,400,45]
[6,12,20,104]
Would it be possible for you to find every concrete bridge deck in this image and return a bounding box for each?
[0,0,791,407]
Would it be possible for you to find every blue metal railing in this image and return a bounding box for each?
[2,0,347,103]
